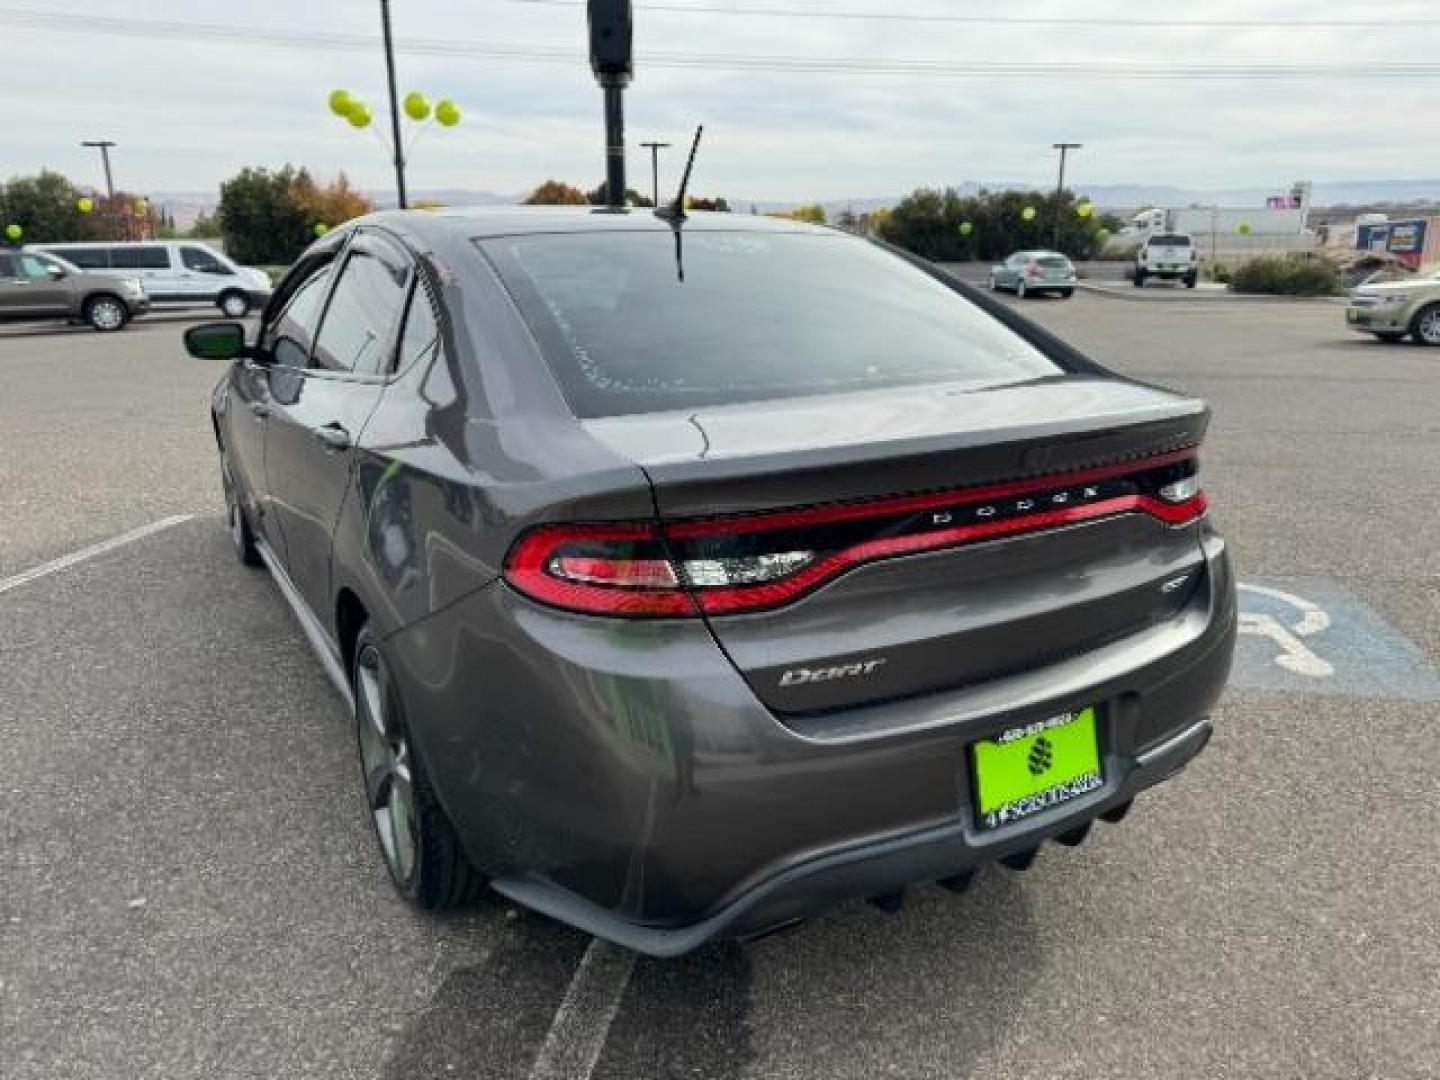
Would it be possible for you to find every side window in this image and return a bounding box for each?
[16,254,54,280]
[268,265,334,369]
[59,247,108,269]
[181,246,226,273]
[396,284,440,373]
[111,247,171,270]
[311,246,410,375]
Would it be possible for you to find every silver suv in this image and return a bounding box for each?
[0,250,149,331]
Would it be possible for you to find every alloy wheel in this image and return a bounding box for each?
[220,294,249,318]
[89,299,125,331]
[356,645,419,887]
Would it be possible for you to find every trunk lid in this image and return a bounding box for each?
[583,376,1211,714]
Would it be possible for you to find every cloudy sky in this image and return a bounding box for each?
[1,0,1436,202]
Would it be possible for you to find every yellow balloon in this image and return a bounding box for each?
[958,221,973,236]
[1077,202,1093,218]
[1021,206,1037,222]
[4,223,22,242]
[1236,222,1253,236]
[313,222,330,238]
[134,199,148,215]
[77,197,95,214]
[404,91,431,121]
[329,89,353,116]
[435,99,461,127]
[347,104,372,129]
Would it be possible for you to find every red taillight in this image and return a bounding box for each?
[503,450,1207,618]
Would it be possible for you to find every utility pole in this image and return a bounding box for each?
[1051,142,1082,250]
[640,141,670,207]
[378,0,408,208]
[81,140,117,198]
[588,1,634,210]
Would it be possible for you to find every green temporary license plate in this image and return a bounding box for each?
[972,708,1103,830]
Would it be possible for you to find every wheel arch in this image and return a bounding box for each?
[335,587,370,684]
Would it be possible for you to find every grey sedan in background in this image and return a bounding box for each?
[988,250,1078,298]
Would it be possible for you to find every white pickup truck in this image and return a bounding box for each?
[1134,233,1199,288]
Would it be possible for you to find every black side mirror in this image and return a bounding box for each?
[184,321,252,361]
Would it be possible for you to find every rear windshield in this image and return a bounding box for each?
[1148,234,1192,247]
[1036,256,1071,269]
[480,231,1062,418]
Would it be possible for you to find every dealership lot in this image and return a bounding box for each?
[3,296,1438,1079]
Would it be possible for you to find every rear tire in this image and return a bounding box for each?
[1373,331,1407,344]
[1184,272,1198,289]
[1016,279,1028,299]
[1411,303,1440,346]
[1133,268,1146,287]
[1060,288,1074,299]
[353,626,485,911]
[83,294,128,332]
[218,291,251,318]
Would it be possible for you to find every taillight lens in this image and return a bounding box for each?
[504,450,1207,617]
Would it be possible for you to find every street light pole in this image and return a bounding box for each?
[81,140,117,198]
[378,0,408,209]
[1051,142,1082,250]
[640,141,671,207]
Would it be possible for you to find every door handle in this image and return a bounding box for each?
[248,401,270,420]
[312,423,352,451]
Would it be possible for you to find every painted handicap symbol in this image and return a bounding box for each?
[1232,577,1440,701]
[1237,583,1333,678]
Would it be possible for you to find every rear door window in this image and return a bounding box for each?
[180,246,227,273]
[311,240,411,375]
[110,246,171,269]
[482,230,1062,418]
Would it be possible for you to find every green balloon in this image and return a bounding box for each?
[958,221,974,236]
[1236,222,1253,236]
[329,89,353,116]
[347,103,372,129]
[403,91,431,122]
[434,99,461,127]
[1021,206,1037,222]
[313,222,330,238]
[4,223,21,242]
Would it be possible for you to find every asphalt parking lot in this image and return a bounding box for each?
[3,295,1438,1080]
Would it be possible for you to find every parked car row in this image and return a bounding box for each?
[0,240,271,332]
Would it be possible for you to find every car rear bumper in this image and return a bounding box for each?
[385,525,1236,956]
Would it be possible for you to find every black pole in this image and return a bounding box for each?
[1051,142,1081,250]
[603,84,626,208]
[379,0,408,209]
[640,141,670,208]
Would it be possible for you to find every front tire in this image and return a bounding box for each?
[83,294,128,332]
[1373,331,1407,344]
[353,627,485,910]
[221,452,262,566]
[1133,267,1147,287]
[1184,272,1198,289]
[1411,303,1440,346]
[1016,279,1028,299]
[218,291,251,318]
[1060,288,1074,299]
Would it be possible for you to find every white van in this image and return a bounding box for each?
[31,241,272,317]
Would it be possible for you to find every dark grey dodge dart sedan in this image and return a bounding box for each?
[187,207,1236,956]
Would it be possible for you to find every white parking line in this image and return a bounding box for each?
[0,515,195,598]
[527,939,637,1080]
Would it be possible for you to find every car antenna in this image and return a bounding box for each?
[656,125,703,225]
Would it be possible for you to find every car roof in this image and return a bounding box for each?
[1015,250,1067,258]
[354,206,837,245]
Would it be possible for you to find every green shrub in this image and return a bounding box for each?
[1228,256,1339,297]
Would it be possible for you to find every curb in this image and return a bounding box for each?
[1073,282,1346,305]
